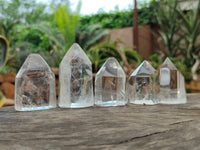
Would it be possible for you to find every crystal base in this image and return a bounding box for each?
[130,100,157,105]
[16,106,55,111]
[59,103,93,108]
[95,100,127,107]
[160,98,187,104]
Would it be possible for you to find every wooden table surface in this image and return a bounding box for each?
[0,94,200,150]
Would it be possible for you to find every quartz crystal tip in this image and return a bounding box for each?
[59,43,93,108]
[127,60,158,105]
[95,57,127,107]
[159,57,187,104]
[15,54,56,111]
[161,57,177,70]
[60,43,91,65]
[131,60,157,76]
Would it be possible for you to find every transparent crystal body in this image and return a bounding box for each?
[127,61,159,105]
[95,57,126,106]
[159,58,187,104]
[59,43,93,108]
[15,54,56,111]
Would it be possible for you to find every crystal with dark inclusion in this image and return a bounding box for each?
[95,57,127,106]
[15,54,56,111]
[127,60,159,105]
[159,57,187,104]
[59,43,93,108]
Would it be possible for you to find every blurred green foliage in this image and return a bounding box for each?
[0,65,16,74]
[149,53,163,69]
[153,0,180,58]
[52,1,81,51]
[76,24,108,50]
[0,0,197,81]
[80,11,133,30]
[88,40,142,73]
[152,0,200,81]
[79,5,155,30]
[0,0,82,69]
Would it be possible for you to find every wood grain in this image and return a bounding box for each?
[0,94,200,150]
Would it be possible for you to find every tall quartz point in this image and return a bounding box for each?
[159,57,187,104]
[59,43,93,108]
[95,57,127,106]
[127,60,158,105]
[15,54,56,111]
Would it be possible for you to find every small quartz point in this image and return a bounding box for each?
[59,43,93,108]
[159,58,187,104]
[15,54,56,111]
[95,57,127,106]
[127,60,158,105]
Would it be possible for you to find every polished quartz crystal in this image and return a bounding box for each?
[15,54,56,111]
[95,57,126,106]
[59,43,93,108]
[127,60,158,105]
[159,58,187,104]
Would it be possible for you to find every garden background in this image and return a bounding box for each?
[0,0,200,106]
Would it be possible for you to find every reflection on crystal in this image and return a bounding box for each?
[15,54,56,111]
[95,57,126,106]
[127,60,158,105]
[59,43,93,108]
[159,58,187,104]
[160,68,170,86]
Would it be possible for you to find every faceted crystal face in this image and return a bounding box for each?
[127,61,159,105]
[95,57,126,106]
[59,43,93,108]
[159,58,187,104]
[160,68,170,86]
[15,54,56,111]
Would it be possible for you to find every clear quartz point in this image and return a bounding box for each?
[15,54,56,111]
[127,60,158,105]
[59,43,93,108]
[95,57,127,106]
[159,57,187,104]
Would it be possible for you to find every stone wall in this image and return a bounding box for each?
[102,25,153,59]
